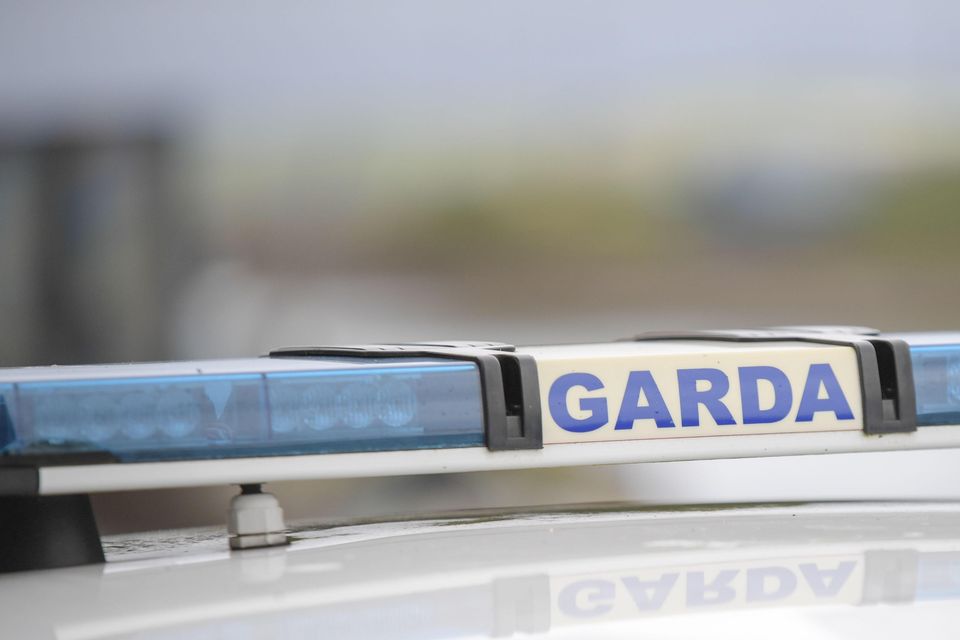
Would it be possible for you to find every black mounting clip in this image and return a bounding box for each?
[270,341,543,450]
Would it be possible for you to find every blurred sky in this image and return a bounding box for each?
[5,0,959,243]
[4,1,960,126]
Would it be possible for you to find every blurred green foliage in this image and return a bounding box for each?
[381,169,960,270]
[858,170,960,262]
[379,182,683,267]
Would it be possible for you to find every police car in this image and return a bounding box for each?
[1,327,959,638]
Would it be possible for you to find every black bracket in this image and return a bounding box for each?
[269,341,543,451]
[0,494,105,573]
[626,327,916,435]
[861,549,919,604]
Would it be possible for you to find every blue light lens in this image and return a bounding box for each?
[119,391,159,440]
[0,359,484,462]
[909,344,960,427]
[378,380,417,428]
[336,382,379,429]
[0,385,15,451]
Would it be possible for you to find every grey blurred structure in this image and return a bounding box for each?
[0,130,194,366]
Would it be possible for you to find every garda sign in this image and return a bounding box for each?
[550,555,864,625]
[528,342,864,443]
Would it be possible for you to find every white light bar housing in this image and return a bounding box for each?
[2,326,960,573]
[2,327,959,498]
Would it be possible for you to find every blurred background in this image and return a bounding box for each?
[2,0,959,533]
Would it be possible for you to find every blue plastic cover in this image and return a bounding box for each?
[909,344,960,427]
[0,359,484,462]
[917,551,960,600]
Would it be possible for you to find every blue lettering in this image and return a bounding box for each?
[746,566,797,602]
[558,580,615,618]
[739,366,792,424]
[687,569,738,606]
[796,364,854,422]
[678,368,736,427]
[800,561,856,597]
[615,371,675,429]
[550,373,608,433]
[622,573,678,611]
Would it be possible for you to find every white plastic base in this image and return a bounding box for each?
[229,532,289,550]
[227,488,288,550]
[39,425,960,495]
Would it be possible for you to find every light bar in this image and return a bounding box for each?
[0,357,485,463]
[2,328,960,497]
[895,333,960,427]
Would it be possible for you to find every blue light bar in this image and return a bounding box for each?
[0,358,485,462]
[909,343,960,427]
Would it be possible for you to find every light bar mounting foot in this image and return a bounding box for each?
[0,494,104,573]
[227,484,289,550]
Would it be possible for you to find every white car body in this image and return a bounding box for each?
[2,501,959,639]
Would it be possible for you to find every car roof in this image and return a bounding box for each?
[1,501,959,639]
